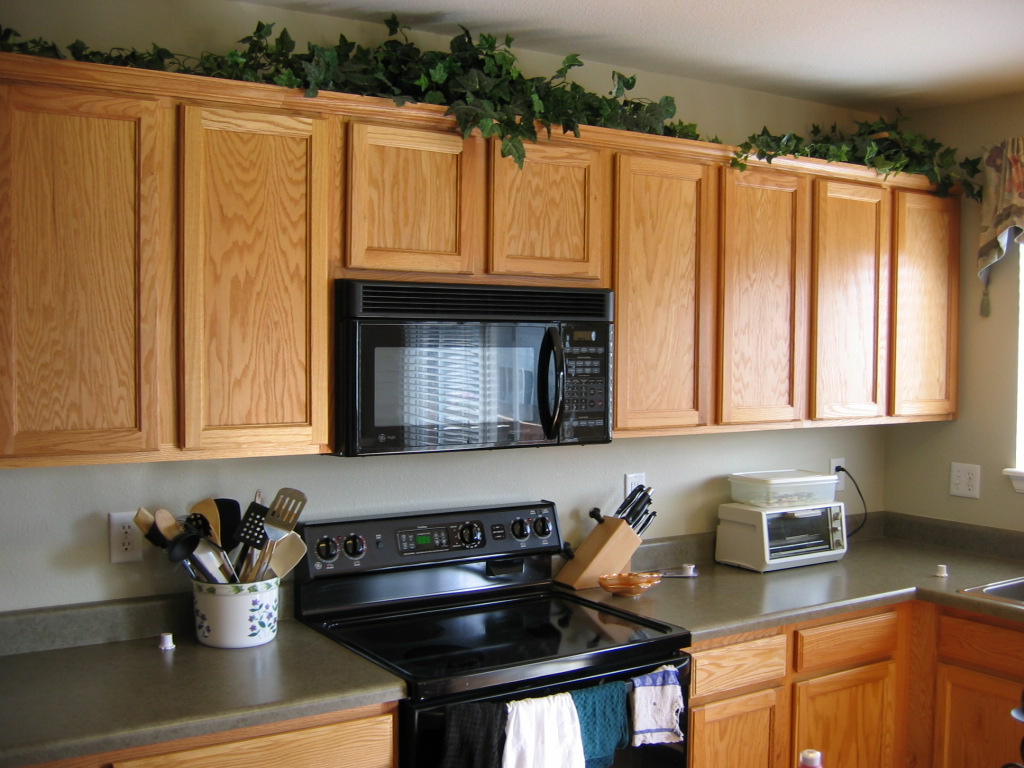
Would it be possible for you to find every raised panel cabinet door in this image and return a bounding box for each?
[0,85,167,457]
[347,123,485,274]
[812,180,890,419]
[181,105,331,452]
[891,191,959,417]
[793,660,898,768]
[719,167,810,424]
[690,687,787,768]
[933,663,1023,768]
[614,155,717,430]
[491,140,610,282]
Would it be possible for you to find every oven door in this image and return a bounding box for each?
[345,320,561,455]
[401,654,690,768]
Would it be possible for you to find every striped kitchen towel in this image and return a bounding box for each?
[630,664,685,746]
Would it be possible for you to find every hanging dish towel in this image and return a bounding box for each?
[570,682,630,768]
[503,692,586,768]
[441,700,508,768]
[630,664,685,746]
[977,137,1024,315]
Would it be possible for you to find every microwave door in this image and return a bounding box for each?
[537,326,566,441]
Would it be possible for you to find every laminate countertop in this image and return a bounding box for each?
[2,537,1022,768]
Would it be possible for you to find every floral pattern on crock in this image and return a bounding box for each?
[247,594,279,639]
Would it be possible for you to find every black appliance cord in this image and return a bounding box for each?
[834,466,868,538]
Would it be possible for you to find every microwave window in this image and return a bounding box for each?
[361,324,552,450]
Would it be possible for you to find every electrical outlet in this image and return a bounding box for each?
[625,472,646,498]
[950,463,981,499]
[109,511,143,563]
[829,458,846,491]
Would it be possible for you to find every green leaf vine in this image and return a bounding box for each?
[0,18,980,196]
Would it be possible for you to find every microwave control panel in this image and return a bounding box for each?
[561,323,612,441]
[298,501,561,578]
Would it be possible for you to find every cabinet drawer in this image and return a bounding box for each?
[938,615,1024,679]
[795,611,899,673]
[111,714,394,768]
[691,634,788,698]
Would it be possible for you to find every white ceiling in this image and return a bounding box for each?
[241,0,1024,112]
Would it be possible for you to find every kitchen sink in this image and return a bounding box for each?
[959,576,1024,607]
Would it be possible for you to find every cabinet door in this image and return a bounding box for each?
[793,660,898,768]
[0,85,168,457]
[347,123,485,274]
[491,141,610,282]
[812,181,890,419]
[691,687,787,768]
[933,663,1022,768]
[891,191,959,417]
[181,106,331,452]
[614,155,716,430]
[719,167,810,424]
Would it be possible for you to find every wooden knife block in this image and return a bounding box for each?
[554,517,642,590]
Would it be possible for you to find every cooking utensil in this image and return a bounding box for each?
[190,498,222,547]
[154,508,218,582]
[264,487,307,542]
[235,490,269,581]
[267,531,306,578]
[214,498,242,552]
[134,507,167,549]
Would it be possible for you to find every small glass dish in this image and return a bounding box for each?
[597,572,662,597]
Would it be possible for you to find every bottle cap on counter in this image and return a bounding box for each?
[158,632,176,651]
[935,564,949,578]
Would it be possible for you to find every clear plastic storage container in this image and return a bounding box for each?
[728,469,838,508]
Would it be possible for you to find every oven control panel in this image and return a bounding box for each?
[297,500,562,578]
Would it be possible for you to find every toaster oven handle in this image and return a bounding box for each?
[782,509,824,518]
[538,326,565,440]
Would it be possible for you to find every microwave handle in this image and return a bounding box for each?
[538,326,566,440]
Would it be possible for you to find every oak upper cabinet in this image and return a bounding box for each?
[890,190,959,417]
[614,154,717,431]
[490,140,611,282]
[0,84,171,458]
[811,180,891,419]
[181,105,333,453]
[347,122,486,275]
[719,167,811,425]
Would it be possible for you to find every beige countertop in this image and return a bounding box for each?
[2,537,1022,767]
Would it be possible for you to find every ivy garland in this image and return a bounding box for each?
[0,17,980,197]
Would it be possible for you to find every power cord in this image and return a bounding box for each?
[833,465,868,537]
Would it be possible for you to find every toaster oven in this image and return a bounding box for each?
[715,501,847,572]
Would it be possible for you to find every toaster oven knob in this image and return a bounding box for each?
[510,518,530,540]
[458,522,484,548]
[342,534,367,559]
[532,516,553,539]
[315,536,339,562]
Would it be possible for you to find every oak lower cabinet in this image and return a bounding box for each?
[689,608,905,768]
[0,83,172,459]
[613,154,717,431]
[933,613,1024,768]
[181,104,333,453]
[718,166,811,425]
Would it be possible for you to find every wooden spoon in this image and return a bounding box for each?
[190,498,222,547]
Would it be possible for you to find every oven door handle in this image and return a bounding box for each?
[538,326,565,441]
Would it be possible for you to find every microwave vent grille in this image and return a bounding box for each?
[343,281,612,321]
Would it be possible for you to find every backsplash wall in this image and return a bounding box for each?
[1,427,883,612]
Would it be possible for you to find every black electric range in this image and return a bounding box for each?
[293,501,691,768]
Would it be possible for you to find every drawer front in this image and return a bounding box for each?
[795,611,899,673]
[938,615,1024,679]
[692,634,788,698]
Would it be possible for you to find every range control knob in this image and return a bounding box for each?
[458,522,484,548]
[532,516,553,539]
[342,534,366,559]
[315,536,339,562]
[510,518,530,540]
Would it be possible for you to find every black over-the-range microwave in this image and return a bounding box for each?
[334,280,614,456]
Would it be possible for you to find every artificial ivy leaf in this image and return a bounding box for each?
[384,14,402,36]
[501,135,527,167]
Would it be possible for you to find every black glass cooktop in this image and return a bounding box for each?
[317,590,690,700]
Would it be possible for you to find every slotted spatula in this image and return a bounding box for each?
[234,490,269,581]
[264,487,307,542]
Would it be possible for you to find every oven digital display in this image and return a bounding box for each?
[398,526,450,554]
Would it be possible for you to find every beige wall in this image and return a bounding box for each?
[884,97,1024,530]
[0,0,994,613]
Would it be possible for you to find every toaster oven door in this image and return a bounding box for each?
[765,504,844,559]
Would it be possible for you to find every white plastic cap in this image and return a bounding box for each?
[935,564,949,578]
[158,632,176,651]
[799,749,822,767]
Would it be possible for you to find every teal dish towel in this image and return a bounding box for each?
[570,682,630,768]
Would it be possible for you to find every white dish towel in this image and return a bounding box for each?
[631,664,685,746]
[502,691,586,768]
